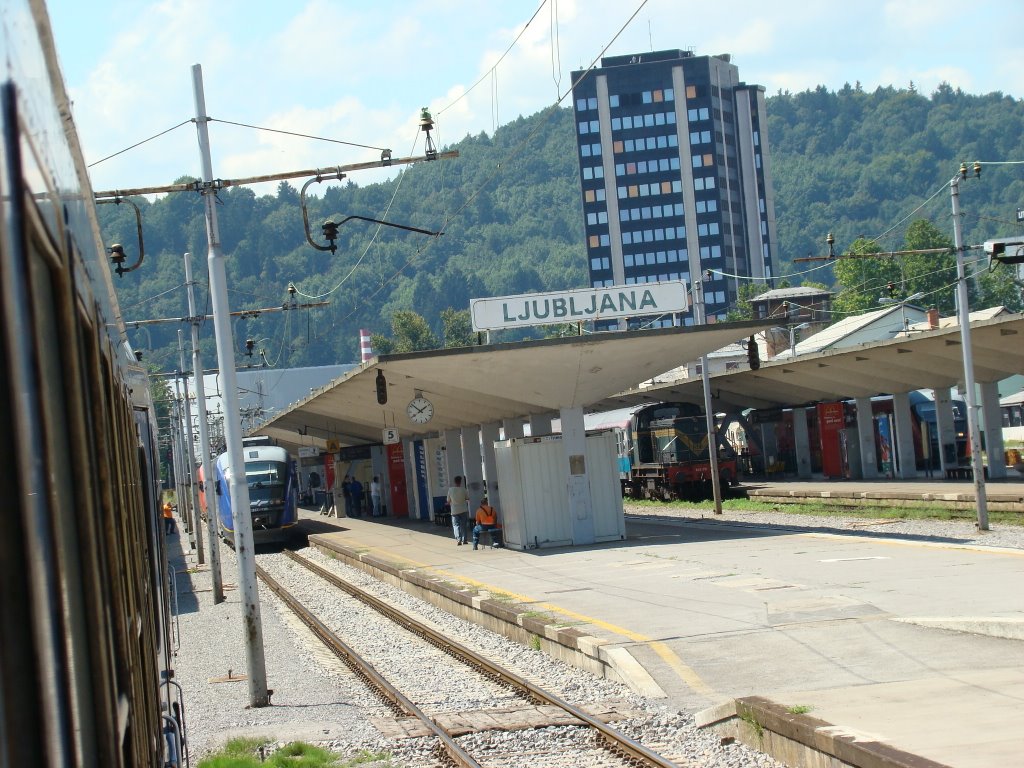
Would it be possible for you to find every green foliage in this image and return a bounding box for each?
[441,308,474,348]
[372,310,438,354]
[102,84,1024,375]
[787,704,814,715]
[831,238,896,316]
[196,739,391,768]
[725,281,766,321]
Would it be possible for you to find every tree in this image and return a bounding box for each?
[441,308,475,348]
[725,282,765,321]
[371,310,439,355]
[901,219,957,313]
[832,238,901,316]
[976,265,1024,312]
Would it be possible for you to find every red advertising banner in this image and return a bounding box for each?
[386,442,409,518]
[323,453,335,491]
[817,402,845,478]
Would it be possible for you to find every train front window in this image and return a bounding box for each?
[657,434,680,462]
[246,461,287,502]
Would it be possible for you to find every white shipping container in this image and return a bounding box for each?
[493,431,625,550]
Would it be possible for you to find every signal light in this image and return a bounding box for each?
[747,335,761,371]
[375,370,388,405]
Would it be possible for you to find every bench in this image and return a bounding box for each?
[434,510,452,527]
[945,466,988,480]
[475,525,503,548]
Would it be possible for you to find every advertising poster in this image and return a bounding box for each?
[413,440,430,520]
[876,415,894,478]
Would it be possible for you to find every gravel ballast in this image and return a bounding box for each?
[172,539,781,766]
[172,505,1021,764]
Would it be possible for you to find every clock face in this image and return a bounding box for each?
[406,396,434,424]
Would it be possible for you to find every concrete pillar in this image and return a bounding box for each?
[529,412,553,437]
[934,388,957,474]
[503,418,524,440]
[560,406,595,545]
[443,429,465,521]
[792,408,812,479]
[443,429,464,480]
[461,425,485,513]
[892,392,917,479]
[855,397,880,479]
[980,381,1007,479]
[480,422,502,512]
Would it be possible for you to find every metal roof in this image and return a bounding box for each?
[251,318,772,454]
[591,312,1024,412]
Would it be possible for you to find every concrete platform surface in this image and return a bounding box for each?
[296,505,1024,768]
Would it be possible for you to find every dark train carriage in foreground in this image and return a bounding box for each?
[1,2,175,765]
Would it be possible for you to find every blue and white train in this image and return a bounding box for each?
[214,437,299,545]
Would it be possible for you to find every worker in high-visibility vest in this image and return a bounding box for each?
[163,500,176,535]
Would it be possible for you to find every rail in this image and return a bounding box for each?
[278,549,678,768]
[254,563,483,768]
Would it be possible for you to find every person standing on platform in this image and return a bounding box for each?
[341,475,353,517]
[472,496,501,550]
[446,475,470,545]
[350,476,364,517]
[370,476,382,517]
[163,499,176,535]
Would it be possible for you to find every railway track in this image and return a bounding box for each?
[255,549,682,768]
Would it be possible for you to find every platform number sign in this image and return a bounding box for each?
[382,427,400,445]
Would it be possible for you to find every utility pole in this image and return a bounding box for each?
[192,63,269,706]
[185,252,224,603]
[693,279,723,514]
[950,168,988,530]
[178,330,205,565]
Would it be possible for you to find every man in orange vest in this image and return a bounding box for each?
[472,496,501,550]
[163,500,176,535]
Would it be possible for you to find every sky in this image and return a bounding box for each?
[46,0,1024,197]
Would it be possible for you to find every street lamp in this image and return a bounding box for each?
[788,322,811,355]
[879,291,925,333]
[769,322,811,357]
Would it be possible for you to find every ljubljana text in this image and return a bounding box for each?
[502,289,659,322]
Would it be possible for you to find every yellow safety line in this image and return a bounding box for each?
[797,530,1024,556]
[345,542,717,697]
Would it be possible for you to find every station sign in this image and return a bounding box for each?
[470,280,689,331]
[382,427,400,445]
[298,446,318,458]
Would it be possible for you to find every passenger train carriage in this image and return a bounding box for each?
[215,436,299,545]
[1,2,175,765]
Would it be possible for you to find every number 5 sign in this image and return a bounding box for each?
[382,427,400,445]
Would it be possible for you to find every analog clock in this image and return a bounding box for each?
[406,396,434,424]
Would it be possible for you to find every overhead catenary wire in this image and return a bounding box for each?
[437,0,549,118]
[87,119,192,168]
[332,0,652,327]
[208,118,388,153]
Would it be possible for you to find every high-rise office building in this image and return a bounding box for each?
[572,50,778,327]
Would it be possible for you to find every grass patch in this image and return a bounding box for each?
[197,739,395,767]
[528,634,542,651]
[626,497,1023,526]
[786,704,814,715]
[738,710,764,742]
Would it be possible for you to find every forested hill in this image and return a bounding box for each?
[101,84,1024,372]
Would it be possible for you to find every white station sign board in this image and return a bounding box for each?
[470,280,689,332]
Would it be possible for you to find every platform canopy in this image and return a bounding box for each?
[252,318,771,453]
[592,312,1024,413]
